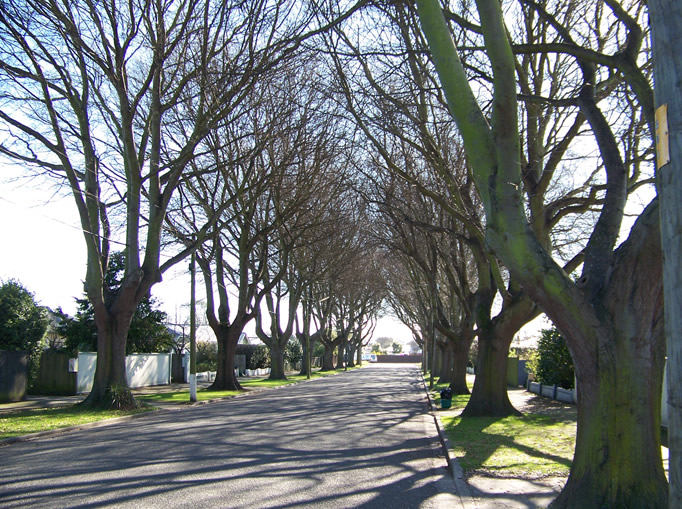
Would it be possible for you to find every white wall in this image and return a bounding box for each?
[76,352,97,393]
[76,352,171,393]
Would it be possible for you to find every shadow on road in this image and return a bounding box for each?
[1,365,460,508]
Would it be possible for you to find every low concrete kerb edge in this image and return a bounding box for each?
[421,375,478,509]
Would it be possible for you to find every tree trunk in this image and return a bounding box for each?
[210,326,242,391]
[462,328,518,417]
[269,342,287,380]
[299,335,311,376]
[549,202,667,508]
[449,337,471,395]
[347,344,356,367]
[82,305,136,409]
[551,350,666,508]
[321,343,335,371]
[437,341,452,384]
[336,342,345,369]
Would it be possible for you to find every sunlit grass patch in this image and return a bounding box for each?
[137,389,240,402]
[138,369,341,403]
[442,414,575,478]
[0,406,152,439]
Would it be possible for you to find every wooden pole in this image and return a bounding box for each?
[649,2,682,506]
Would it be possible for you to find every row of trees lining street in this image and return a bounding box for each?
[0,0,678,507]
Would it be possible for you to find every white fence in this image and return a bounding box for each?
[75,352,171,393]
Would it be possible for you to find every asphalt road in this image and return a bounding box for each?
[0,364,464,508]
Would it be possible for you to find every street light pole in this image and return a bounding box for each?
[189,251,197,402]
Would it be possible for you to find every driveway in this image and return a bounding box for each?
[0,365,464,508]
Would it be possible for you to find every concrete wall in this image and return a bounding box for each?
[76,352,171,393]
[127,353,171,389]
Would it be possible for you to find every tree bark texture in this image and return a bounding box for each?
[448,340,470,395]
[462,328,519,417]
[209,326,242,391]
[298,334,311,377]
[269,344,287,380]
[84,306,136,407]
[321,344,335,371]
[548,202,667,508]
[436,341,451,384]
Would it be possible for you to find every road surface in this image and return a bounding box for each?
[0,364,464,508]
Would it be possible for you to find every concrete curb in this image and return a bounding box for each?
[421,375,478,509]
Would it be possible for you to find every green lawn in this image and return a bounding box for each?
[0,406,152,439]
[431,384,576,478]
[430,376,575,478]
[442,414,575,478]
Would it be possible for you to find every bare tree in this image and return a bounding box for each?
[0,0,313,407]
[417,0,664,506]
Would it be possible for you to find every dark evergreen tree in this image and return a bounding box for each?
[0,280,49,384]
[57,252,173,354]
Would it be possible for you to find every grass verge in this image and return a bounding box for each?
[441,413,575,478]
[0,406,152,440]
[428,374,574,479]
[137,369,343,403]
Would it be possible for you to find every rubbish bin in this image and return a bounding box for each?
[440,387,452,409]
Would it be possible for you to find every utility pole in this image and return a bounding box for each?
[189,251,197,402]
[649,1,682,506]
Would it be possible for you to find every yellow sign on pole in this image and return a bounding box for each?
[656,104,671,168]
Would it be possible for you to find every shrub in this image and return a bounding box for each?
[196,340,217,372]
[527,327,574,389]
[0,280,49,387]
[104,384,139,410]
[248,344,270,369]
[285,338,302,365]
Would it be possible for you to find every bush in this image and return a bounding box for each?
[104,384,139,410]
[527,327,574,389]
[248,344,270,369]
[285,338,302,365]
[0,280,49,387]
[196,340,217,372]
